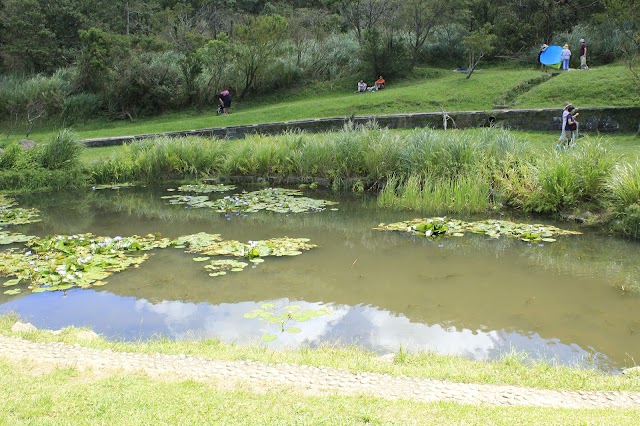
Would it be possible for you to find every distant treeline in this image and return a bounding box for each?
[0,0,637,126]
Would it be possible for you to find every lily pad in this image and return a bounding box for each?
[0,196,41,226]
[3,288,21,295]
[0,231,35,245]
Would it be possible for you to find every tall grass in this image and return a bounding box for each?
[378,173,494,214]
[607,162,640,238]
[37,129,85,170]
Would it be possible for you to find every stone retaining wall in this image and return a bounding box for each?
[83,106,639,147]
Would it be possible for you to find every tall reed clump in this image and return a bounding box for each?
[37,129,85,170]
[517,140,614,213]
[378,173,495,214]
[607,162,640,238]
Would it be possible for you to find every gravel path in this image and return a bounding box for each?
[1,334,640,409]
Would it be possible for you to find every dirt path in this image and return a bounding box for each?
[1,334,639,409]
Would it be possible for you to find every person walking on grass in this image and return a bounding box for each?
[561,44,571,71]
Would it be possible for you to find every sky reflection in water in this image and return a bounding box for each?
[0,288,601,369]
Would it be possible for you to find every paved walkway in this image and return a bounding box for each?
[1,334,639,409]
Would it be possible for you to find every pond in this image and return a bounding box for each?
[1,185,639,372]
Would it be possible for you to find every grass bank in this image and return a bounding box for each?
[0,314,639,425]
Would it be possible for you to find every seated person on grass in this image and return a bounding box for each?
[373,76,385,90]
[355,79,367,93]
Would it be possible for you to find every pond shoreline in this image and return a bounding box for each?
[2,324,640,408]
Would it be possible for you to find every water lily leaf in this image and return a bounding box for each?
[261,303,275,310]
[244,312,260,319]
[261,334,277,342]
[192,257,211,262]
[541,238,556,242]
[3,288,21,295]
[285,327,302,333]
[2,278,21,287]
[250,258,265,263]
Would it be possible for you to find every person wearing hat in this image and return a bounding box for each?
[561,44,571,71]
[579,39,588,70]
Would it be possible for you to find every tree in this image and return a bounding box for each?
[198,38,233,98]
[461,23,496,79]
[400,0,456,66]
[340,0,398,41]
[233,14,288,98]
[0,0,57,72]
[77,27,131,93]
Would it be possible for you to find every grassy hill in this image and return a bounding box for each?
[2,64,638,144]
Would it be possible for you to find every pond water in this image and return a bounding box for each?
[1,186,639,372]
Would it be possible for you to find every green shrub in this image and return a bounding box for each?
[0,142,29,169]
[37,129,85,170]
[607,162,640,207]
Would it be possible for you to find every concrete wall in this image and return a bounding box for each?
[83,106,640,147]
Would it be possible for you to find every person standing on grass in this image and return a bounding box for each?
[579,39,588,70]
[566,107,579,146]
[218,89,232,114]
[561,44,571,71]
[557,103,573,148]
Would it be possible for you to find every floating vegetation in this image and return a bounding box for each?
[243,303,333,342]
[173,232,317,258]
[205,259,250,277]
[0,196,40,226]
[173,184,236,193]
[375,218,582,243]
[172,232,317,279]
[0,230,35,245]
[0,233,172,293]
[161,194,212,207]
[162,188,337,214]
[92,183,136,190]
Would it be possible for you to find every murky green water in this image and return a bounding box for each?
[1,186,639,371]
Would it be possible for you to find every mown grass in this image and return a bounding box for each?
[516,64,640,108]
[5,64,637,144]
[1,360,639,426]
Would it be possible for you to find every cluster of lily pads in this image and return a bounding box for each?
[375,217,582,243]
[243,303,333,342]
[1,233,173,294]
[1,230,318,294]
[163,187,338,214]
[173,232,317,277]
[0,195,40,246]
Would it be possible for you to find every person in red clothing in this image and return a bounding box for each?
[373,76,385,90]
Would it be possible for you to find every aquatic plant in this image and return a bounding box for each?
[0,195,41,226]
[0,233,173,294]
[163,188,338,214]
[244,303,333,342]
[172,184,236,193]
[375,218,581,243]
